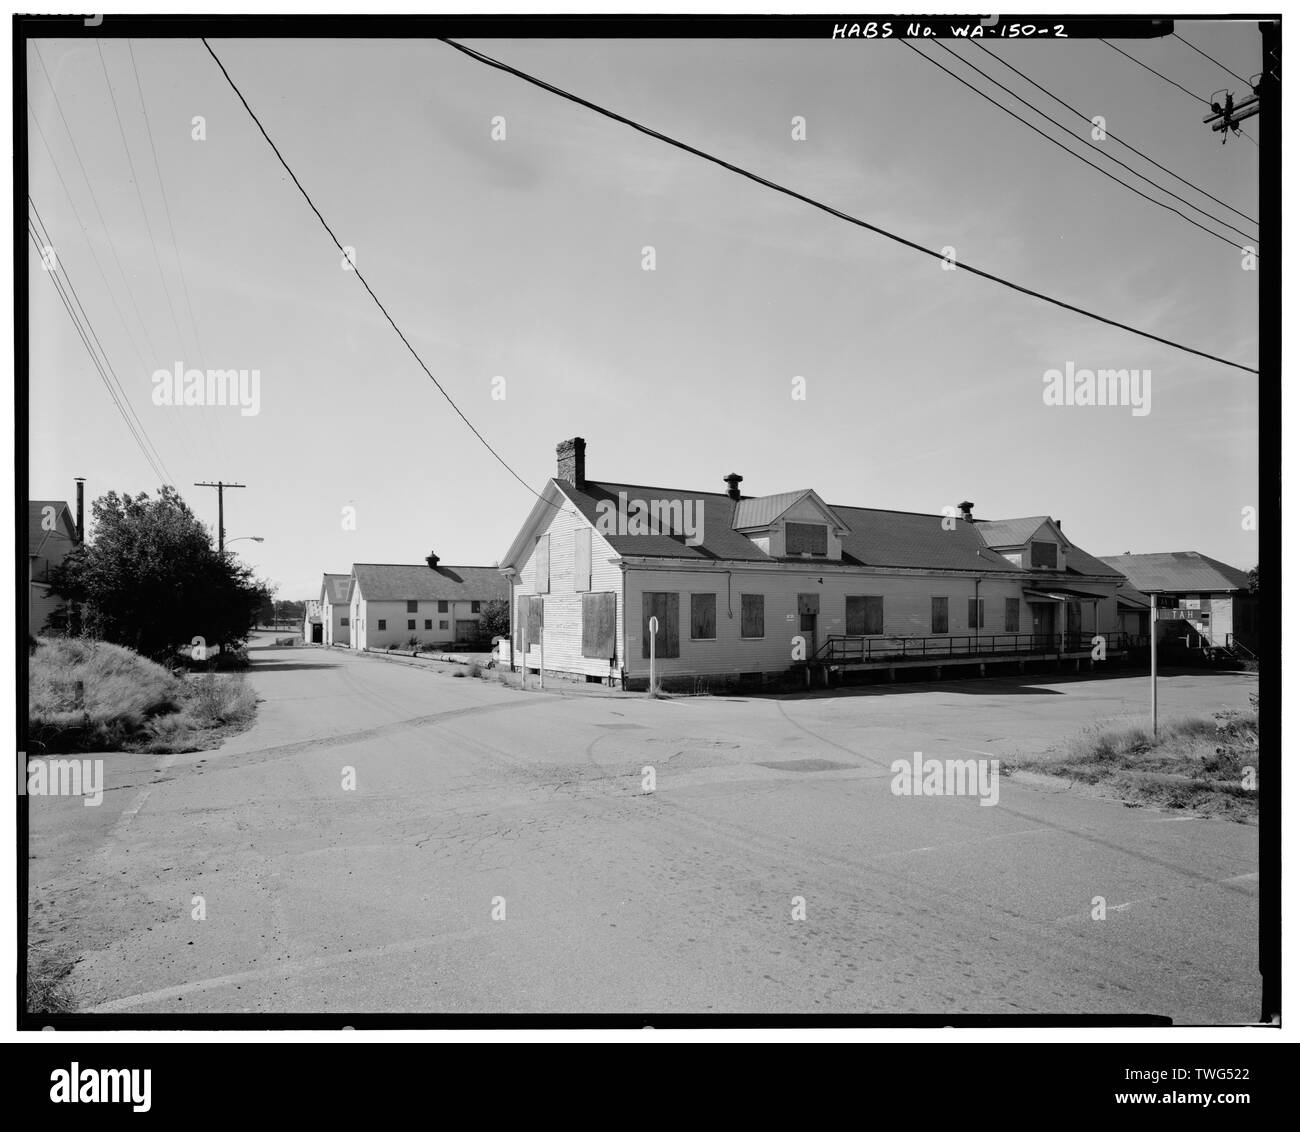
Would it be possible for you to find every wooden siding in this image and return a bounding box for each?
[351,598,486,650]
[510,500,624,678]
[620,566,1122,678]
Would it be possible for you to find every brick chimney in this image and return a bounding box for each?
[724,473,744,501]
[74,477,85,542]
[958,500,974,522]
[426,551,440,569]
[557,437,586,489]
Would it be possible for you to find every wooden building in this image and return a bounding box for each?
[499,438,1136,689]
[1099,551,1257,654]
[347,556,508,652]
[320,573,351,646]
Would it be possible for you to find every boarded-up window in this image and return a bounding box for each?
[797,593,820,616]
[931,597,948,634]
[1030,541,1057,568]
[846,596,883,635]
[642,592,679,658]
[535,534,550,593]
[406,600,418,613]
[741,594,765,639]
[1005,598,1020,632]
[786,522,827,555]
[438,600,448,613]
[517,594,544,649]
[574,528,592,592]
[527,596,544,647]
[690,593,716,640]
[582,592,617,659]
[967,598,984,629]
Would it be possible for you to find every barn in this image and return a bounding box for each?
[498,438,1137,689]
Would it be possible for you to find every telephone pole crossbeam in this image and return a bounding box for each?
[194,481,246,555]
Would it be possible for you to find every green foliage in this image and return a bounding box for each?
[479,598,510,640]
[46,487,272,660]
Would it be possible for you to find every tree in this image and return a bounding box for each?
[479,598,510,639]
[1248,563,1258,593]
[47,487,272,659]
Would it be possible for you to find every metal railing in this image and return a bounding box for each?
[814,631,1143,664]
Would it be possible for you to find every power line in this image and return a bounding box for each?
[29,44,209,467]
[969,38,1257,227]
[95,39,190,358]
[29,202,173,483]
[126,39,210,377]
[201,37,574,510]
[30,42,164,362]
[28,219,173,487]
[1172,30,1252,86]
[1101,39,1206,104]
[437,37,1256,374]
[925,37,1256,246]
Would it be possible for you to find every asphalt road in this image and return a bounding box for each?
[28,640,1260,1019]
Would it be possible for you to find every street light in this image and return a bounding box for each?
[226,536,264,547]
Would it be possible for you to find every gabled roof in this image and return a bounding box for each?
[1098,552,1252,593]
[320,573,351,605]
[28,500,76,556]
[732,489,847,532]
[975,515,1123,579]
[551,480,1025,573]
[350,563,509,603]
[974,516,1050,547]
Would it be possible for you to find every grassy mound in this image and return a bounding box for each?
[28,637,257,754]
[1007,698,1259,822]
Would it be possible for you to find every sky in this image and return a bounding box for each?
[26,24,1261,600]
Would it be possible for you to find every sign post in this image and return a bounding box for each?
[1149,593,1158,737]
[648,616,658,693]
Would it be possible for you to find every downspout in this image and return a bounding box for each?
[619,562,628,690]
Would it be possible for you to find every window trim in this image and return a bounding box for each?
[740,593,766,640]
[689,592,717,641]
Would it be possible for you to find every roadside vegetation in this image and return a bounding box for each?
[1005,695,1258,822]
[28,637,258,754]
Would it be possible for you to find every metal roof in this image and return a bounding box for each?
[1097,551,1251,593]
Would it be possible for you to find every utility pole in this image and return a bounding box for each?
[1149,593,1158,738]
[194,481,246,555]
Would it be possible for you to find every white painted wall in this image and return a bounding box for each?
[510,503,623,680]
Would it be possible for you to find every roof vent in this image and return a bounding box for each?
[724,472,744,501]
[426,552,440,569]
[958,500,974,522]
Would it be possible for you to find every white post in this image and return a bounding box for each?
[539,622,545,690]
[1150,593,1158,737]
[648,615,658,693]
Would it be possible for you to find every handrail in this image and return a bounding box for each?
[813,630,1141,664]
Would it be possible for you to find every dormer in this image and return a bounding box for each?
[732,489,849,561]
[977,516,1070,572]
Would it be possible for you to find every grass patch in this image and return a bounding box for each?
[467,661,483,679]
[1006,698,1258,822]
[27,948,77,1014]
[29,638,258,754]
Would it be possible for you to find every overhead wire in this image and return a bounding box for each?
[429,39,1253,372]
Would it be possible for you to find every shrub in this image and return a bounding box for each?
[467,661,482,679]
[29,637,183,751]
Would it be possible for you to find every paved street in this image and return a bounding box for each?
[28,639,1259,1019]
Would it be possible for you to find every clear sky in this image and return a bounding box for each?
[27,24,1261,600]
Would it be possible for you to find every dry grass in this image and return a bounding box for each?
[27,948,76,1014]
[29,638,258,754]
[1006,700,1258,821]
